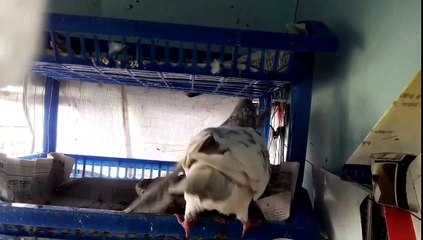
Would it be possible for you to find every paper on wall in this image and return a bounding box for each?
[346,70,421,166]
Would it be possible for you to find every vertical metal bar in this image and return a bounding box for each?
[79,33,86,59]
[82,158,86,178]
[42,77,60,154]
[49,32,58,61]
[178,42,183,67]
[259,48,266,73]
[122,36,128,63]
[219,45,225,63]
[286,53,315,186]
[192,43,197,69]
[65,33,73,59]
[100,161,103,177]
[94,36,100,65]
[150,39,156,65]
[73,162,77,176]
[158,163,162,177]
[165,41,170,65]
[136,38,142,68]
[246,48,252,71]
[205,44,211,69]
[272,49,280,73]
[258,94,272,146]
[88,162,93,177]
[231,46,239,72]
[141,165,145,180]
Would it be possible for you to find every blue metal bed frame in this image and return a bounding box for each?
[0,14,337,239]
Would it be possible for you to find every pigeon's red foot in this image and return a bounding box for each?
[175,214,197,238]
[242,218,265,238]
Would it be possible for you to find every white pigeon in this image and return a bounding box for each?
[123,98,269,215]
[168,125,271,238]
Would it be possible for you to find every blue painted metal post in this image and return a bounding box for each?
[43,77,60,154]
[258,94,272,146]
[286,53,315,185]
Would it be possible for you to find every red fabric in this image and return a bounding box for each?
[273,103,287,127]
[384,206,416,240]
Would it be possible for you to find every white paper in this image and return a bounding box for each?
[257,192,291,221]
[0,154,14,201]
[256,162,299,221]
[0,152,74,204]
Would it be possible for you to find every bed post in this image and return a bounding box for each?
[286,53,315,185]
[42,77,60,154]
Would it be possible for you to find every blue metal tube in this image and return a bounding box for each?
[42,77,60,154]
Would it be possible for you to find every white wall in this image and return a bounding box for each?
[298,0,421,173]
[298,1,421,239]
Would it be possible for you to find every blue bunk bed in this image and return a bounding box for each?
[0,14,338,239]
